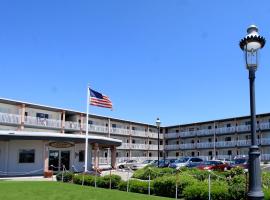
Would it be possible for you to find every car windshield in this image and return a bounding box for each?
[202,161,217,166]
[234,159,246,164]
[142,160,151,164]
[175,157,189,163]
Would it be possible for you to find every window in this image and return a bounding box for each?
[176,152,179,157]
[191,152,195,156]
[36,113,49,119]
[197,152,200,156]
[176,141,179,145]
[132,139,135,144]
[208,126,212,129]
[126,152,129,157]
[160,140,163,145]
[225,137,231,141]
[88,120,93,125]
[149,140,152,145]
[104,152,108,158]
[227,124,231,127]
[245,121,251,125]
[79,150,85,162]
[112,124,116,128]
[25,112,28,117]
[132,127,135,130]
[208,151,212,156]
[149,152,152,157]
[116,152,119,157]
[19,149,35,163]
[176,130,179,133]
[228,150,232,155]
[208,138,212,142]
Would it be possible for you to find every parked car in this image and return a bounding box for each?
[153,159,177,168]
[230,157,249,170]
[169,157,203,170]
[131,160,153,170]
[197,160,231,171]
[117,160,137,169]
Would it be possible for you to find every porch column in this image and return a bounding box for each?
[93,143,99,169]
[43,142,49,172]
[20,104,25,130]
[86,143,92,171]
[110,146,117,169]
[80,114,83,135]
[61,111,65,133]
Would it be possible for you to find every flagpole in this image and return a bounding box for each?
[84,85,90,173]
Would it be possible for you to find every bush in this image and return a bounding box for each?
[118,180,152,194]
[183,180,229,200]
[73,174,121,189]
[96,175,121,189]
[263,171,270,189]
[264,188,270,200]
[224,167,245,178]
[132,166,175,180]
[153,174,197,198]
[227,175,246,200]
[73,174,96,186]
[56,171,74,182]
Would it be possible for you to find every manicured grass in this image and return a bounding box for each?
[0,181,171,200]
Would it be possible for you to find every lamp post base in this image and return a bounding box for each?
[247,145,264,200]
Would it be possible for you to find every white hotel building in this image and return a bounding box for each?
[0,98,269,176]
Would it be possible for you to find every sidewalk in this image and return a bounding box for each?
[0,176,55,181]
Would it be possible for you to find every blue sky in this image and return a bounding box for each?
[0,0,270,126]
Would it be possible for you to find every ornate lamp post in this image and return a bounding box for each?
[156,118,161,167]
[239,25,266,200]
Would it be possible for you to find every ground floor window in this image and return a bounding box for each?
[19,149,35,163]
[79,150,85,162]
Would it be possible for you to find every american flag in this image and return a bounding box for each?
[89,88,113,109]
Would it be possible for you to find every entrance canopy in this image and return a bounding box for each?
[0,131,122,147]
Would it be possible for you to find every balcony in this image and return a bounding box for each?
[180,143,196,150]
[117,143,130,149]
[197,142,214,149]
[215,141,237,148]
[131,130,146,137]
[0,112,20,125]
[148,132,163,139]
[237,139,251,146]
[260,122,270,130]
[261,138,270,145]
[149,144,164,151]
[25,116,61,129]
[215,127,236,135]
[165,144,180,150]
[110,127,129,135]
[65,121,80,130]
[166,132,180,139]
[131,143,148,150]
[180,131,197,138]
[197,129,215,137]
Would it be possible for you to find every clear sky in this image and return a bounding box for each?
[0,0,270,126]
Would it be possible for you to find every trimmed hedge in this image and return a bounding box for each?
[56,171,74,182]
[73,174,121,189]
[132,166,176,180]
[118,180,153,194]
[183,180,229,200]
[153,174,197,198]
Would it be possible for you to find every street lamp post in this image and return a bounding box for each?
[239,25,266,200]
[156,118,161,167]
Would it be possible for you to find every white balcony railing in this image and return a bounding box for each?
[215,141,237,148]
[261,138,270,145]
[166,132,180,139]
[131,130,146,137]
[180,143,196,149]
[148,144,164,151]
[65,121,80,130]
[0,112,20,124]
[237,139,251,146]
[165,144,180,150]
[197,142,214,149]
[25,116,61,129]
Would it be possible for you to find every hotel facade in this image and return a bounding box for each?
[0,98,269,176]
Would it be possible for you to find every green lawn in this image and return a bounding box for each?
[0,181,171,200]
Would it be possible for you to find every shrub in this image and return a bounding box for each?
[117,180,152,194]
[224,167,245,178]
[153,174,197,198]
[180,168,211,181]
[263,171,270,189]
[227,175,246,200]
[183,180,229,200]
[73,174,96,186]
[132,166,175,180]
[264,188,270,200]
[96,175,121,189]
[56,171,74,182]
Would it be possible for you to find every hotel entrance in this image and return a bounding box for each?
[49,150,70,172]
